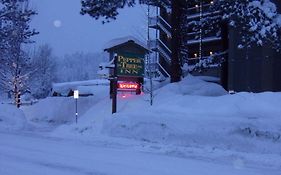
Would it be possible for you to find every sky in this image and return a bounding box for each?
[30,0,148,57]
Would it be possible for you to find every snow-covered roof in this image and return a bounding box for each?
[187,37,221,45]
[52,79,109,96]
[104,36,149,51]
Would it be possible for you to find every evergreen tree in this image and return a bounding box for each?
[0,0,38,107]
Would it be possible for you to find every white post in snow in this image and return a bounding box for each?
[74,90,79,124]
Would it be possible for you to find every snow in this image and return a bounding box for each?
[249,0,277,19]
[51,76,281,158]
[23,85,108,125]
[1,76,281,174]
[104,36,149,51]
[2,132,278,175]
[187,36,221,45]
[276,14,281,27]
[247,0,281,42]
[52,79,109,96]
[0,104,27,131]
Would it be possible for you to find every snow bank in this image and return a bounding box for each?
[0,104,27,131]
[52,75,281,155]
[24,85,109,125]
[155,75,227,97]
[101,76,281,154]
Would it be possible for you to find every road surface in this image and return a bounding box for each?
[0,132,279,175]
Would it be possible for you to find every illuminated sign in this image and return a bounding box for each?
[118,82,139,90]
[74,90,79,99]
[117,53,144,77]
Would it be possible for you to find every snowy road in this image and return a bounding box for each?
[0,132,279,175]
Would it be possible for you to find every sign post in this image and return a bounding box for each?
[112,56,118,114]
[74,90,79,123]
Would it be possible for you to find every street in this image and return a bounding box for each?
[0,132,278,175]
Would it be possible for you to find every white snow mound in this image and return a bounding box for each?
[0,104,27,131]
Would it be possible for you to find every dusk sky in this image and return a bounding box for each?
[30,0,148,57]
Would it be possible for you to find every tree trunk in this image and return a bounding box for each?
[220,20,229,91]
[170,0,183,83]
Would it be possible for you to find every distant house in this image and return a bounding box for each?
[51,79,109,97]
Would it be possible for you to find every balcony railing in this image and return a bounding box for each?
[148,16,171,37]
[148,39,171,63]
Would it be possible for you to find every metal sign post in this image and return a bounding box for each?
[112,56,117,114]
[74,90,79,123]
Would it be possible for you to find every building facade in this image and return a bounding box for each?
[148,0,281,92]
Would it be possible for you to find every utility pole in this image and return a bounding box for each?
[147,4,153,106]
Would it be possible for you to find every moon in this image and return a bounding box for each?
[53,20,62,28]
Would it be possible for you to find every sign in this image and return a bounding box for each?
[116,53,144,77]
[74,90,79,99]
[118,82,139,90]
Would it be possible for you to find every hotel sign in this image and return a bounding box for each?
[116,53,144,77]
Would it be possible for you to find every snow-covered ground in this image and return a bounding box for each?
[1,131,279,175]
[1,76,281,174]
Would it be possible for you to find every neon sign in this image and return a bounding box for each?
[118,82,139,89]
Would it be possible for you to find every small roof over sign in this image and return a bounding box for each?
[104,36,150,53]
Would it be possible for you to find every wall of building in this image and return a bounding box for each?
[228,23,281,92]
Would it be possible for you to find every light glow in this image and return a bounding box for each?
[118,82,139,89]
[74,90,79,99]
[53,20,62,28]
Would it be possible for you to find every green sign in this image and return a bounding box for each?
[116,53,144,77]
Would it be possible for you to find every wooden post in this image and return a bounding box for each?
[112,77,117,114]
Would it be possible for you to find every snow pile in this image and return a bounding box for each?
[51,75,281,155]
[101,76,281,154]
[0,104,27,131]
[24,85,109,125]
[155,75,227,97]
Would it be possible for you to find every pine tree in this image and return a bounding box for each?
[0,0,38,107]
